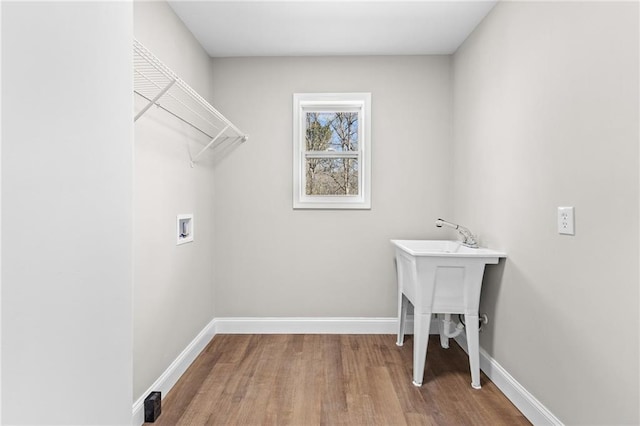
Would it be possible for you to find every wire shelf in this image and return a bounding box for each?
[133,39,247,164]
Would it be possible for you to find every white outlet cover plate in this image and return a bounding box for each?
[557,206,575,235]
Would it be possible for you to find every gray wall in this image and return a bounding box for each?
[452,2,639,424]
[133,1,217,401]
[1,2,133,424]
[210,56,454,317]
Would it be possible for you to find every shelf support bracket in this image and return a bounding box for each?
[190,125,230,167]
[134,79,176,122]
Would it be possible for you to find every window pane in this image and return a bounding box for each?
[306,158,359,195]
[305,112,358,152]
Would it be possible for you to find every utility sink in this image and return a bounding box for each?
[391,239,506,389]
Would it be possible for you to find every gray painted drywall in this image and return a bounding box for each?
[452,2,639,424]
[210,56,454,317]
[1,2,133,424]
[133,1,217,401]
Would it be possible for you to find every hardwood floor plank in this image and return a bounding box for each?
[367,366,409,424]
[263,336,300,425]
[319,335,348,421]
[148,334,530,426]
[289,335,323,425]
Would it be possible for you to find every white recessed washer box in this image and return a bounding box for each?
[177,214,194,245]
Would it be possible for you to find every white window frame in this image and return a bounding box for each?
[293,93,371,209]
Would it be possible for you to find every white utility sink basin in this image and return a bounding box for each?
[391,239,506,389]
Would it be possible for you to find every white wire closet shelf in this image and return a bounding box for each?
[133,39,248,165]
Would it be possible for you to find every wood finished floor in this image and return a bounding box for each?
[149,334,530,425]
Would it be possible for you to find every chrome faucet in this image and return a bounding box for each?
[435,218,479,248]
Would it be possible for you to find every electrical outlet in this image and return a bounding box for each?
[557,206,575,235]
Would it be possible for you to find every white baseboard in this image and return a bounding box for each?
[454,333,563,426]
[212,316,439,335]
[132,318,217,426]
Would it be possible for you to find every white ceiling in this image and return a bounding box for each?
[168,1,497,57]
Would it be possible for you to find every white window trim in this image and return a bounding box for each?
[293,93,372,209]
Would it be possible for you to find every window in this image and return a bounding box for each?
[293,93,371,209]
